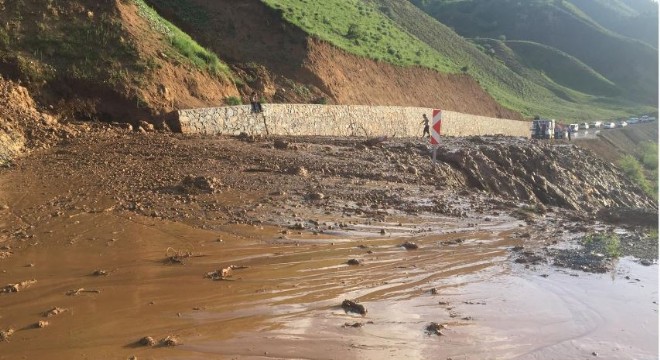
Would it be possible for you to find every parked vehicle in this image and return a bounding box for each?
[579,122,590,130]
[568,123,579,133]
[531,118,555,139]
[617,121,628,127]
[628,117,640,124]
[589,121,602,128]
[603,122,616,129]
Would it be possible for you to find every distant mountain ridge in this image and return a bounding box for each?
[409,0,658,106]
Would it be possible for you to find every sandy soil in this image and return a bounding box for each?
[0,128,657,359]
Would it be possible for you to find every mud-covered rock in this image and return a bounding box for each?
[341,299,367,315]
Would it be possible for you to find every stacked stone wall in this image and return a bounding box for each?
[175,104,530,138]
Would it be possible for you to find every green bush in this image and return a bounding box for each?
[225,96,242,105]
[639,142,658,171]
[583,233,621,258]
[619,155,655,198]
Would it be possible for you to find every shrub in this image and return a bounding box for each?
[639,141,658,170]
[346,23,365,40]
[619,155,654,197]
[583,233,621,258]
[225,96,242,105]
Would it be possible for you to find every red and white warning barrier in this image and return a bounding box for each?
[430,109,442,145]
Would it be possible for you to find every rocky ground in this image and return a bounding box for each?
[2,127,657,267]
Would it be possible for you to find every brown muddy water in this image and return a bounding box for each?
[0,210,656,360]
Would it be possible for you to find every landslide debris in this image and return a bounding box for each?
[2,132,655,254]
[435,137,655,214]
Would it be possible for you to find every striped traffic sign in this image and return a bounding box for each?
[430,109,442,145]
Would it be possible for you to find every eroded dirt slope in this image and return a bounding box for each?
[0,76,74,164]
[0,0,239,124]
[146,0,522,119]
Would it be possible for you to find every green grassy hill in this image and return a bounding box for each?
[505,40,619,97]
[570,0,658,47]
[368,0,652,119]
[409,0,658,105]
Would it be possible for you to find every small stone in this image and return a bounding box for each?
[43,307,67,317]
[400,241,419,250]
[139,336,156,346]
[341,299,367,315]
[160,336,180,347]
[308,192,324,200]
[274,139,289,149]
[347,259,361,265]
[35,321,49,328]
[92,269,108,276]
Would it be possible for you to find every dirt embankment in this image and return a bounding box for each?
[0,0,239,125]
[0,76,76,164]
[148,0,522,119]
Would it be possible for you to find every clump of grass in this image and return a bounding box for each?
[619,154,657,199]
[583,233,621,258]
[132,0,230,78]
[225,96,242,106]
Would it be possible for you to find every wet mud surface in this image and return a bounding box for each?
[0,130,657,359]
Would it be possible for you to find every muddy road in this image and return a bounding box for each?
[0,128,657,359]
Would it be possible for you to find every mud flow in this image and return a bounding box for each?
[0,131,657,359]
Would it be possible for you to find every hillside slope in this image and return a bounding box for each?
[570,0,658,47]
[144,0,521,118]
[410,0,658,105]
[0,0,239,125]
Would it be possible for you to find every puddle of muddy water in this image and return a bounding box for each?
[0,209,656,360]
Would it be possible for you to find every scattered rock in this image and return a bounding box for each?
[43,307,67,317]
[164,248,194,265]
[347,259,361,265]
[341,299,367,315]
[2,279,37,293]
[139,336,156,346]
[343,322,363,328]
[92,269,108,276]
[205,265,248,281]
[0,328,15,342]
[177,175,221,194]
[400,241,419,250]
[66,288,101,296]
[288,166,308,177]
[307,192,324,200]
[160,336,180,347]
[430,288,438,295]
[274,139,289,150]
[426,322,445,336]
[34,321,49,329]
[0,250,11,259]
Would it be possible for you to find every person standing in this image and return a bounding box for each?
[250,92,262,114]
[421,114,430,138]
